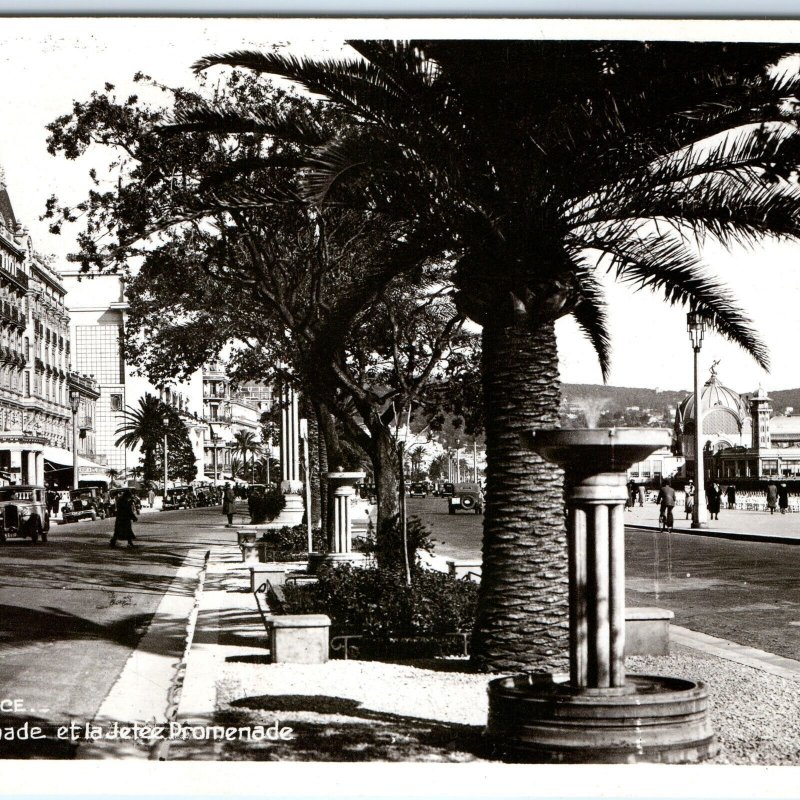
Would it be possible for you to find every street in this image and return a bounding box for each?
[0,504,229,756]
[408,496,800,662]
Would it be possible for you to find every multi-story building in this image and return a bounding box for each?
[0,167,100,487]
[63,269,209,482]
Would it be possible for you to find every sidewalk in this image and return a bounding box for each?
[624,502,800,544]
[161,537,800,764]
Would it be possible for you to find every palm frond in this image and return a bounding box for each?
[569,267,612,382]
[582,231,770,369]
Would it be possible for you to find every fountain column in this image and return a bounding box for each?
[487,428,717,764]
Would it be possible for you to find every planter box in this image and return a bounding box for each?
[270,614,331,664]
[250,564,288,593]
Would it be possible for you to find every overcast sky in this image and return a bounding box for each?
[2,17,800,393]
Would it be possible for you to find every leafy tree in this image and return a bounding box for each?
[176,42,800,672]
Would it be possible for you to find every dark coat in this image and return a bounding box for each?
[767,483,778,509]
[222,488,235,514]
[778,484,790,509]
[707,485,722,514]
[114,495,137,541]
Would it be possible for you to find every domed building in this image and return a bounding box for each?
[675,364,800,483]
[674,365,751,470]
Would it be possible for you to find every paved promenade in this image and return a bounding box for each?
[624,500,800,544]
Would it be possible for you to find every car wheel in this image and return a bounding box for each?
[44,514,50,533]
[448,505,455,515]
[461,495,476,510]
[30,518,41,544]
[0,532,5,544]
[90,512,97,521]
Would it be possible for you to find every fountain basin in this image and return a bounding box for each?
[487,672,718,763]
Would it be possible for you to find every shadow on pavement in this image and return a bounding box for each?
[169,694,486,761]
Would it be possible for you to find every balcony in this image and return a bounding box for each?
[0,265,28,291]
[79,416,94,432]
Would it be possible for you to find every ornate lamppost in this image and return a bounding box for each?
[69,390,81,489]
[687,312,707,528]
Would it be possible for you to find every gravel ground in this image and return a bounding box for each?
[170,645,800,763]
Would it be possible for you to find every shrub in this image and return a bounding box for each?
[249,486,285,523]
[258,523,326,561]
[362,514,435,572]
[282,563,479,648]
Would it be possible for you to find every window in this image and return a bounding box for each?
[110,393,123,412]
[24,372,30,397]
[75,324,124,383]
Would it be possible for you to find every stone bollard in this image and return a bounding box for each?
[237,530,258,564]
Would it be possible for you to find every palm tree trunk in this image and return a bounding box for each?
[316,403,341,546]
[371,424,399,529]
[470,318,569,673]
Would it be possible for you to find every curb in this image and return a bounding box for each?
[626,522,800,546]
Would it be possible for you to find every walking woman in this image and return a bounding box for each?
[685,479,695,520]
[110,489,138,548]
[706,482,722,521]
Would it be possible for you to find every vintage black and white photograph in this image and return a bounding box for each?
[0,14,800,782]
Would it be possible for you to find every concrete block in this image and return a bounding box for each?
[250,564,287,593]
[625,607,674,656]
[270,614,331,664]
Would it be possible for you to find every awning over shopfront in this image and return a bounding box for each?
[43,446,110,484]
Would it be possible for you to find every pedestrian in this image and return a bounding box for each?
[223,482,236,526]
[109,489,137,548]
[726,484,736,510]
[685,479,695,520]
[626,479,637,511]
[147,486,156,508]
[778,482,789,514]
[637,484,645,507]
[766,481,778,514]
[706,482,722,521]
[657,479,676,532]
[46,485,59,516]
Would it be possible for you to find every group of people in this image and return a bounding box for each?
[766,481,791,514]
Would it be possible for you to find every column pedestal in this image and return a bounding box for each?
[308,471,368,572]
[487,428,717,764]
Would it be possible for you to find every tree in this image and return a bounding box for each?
[115,393,197,484]
[45,73,465,548]
[232,430,261,483]
[177,42,800,672]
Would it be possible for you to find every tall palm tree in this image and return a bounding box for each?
[175,42,800,671]
[115,394,173,483]
[232,430,262,483]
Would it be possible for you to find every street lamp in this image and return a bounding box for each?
[687,312,707,528]
[162,415,170,501]
[69,390,80,489]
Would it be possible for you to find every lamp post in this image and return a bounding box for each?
[162,415,170,501]
[69,390,81,489]
[687,312,708,528]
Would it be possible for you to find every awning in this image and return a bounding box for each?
[43,446,109,475]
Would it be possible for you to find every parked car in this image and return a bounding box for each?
[441,482,455,498]
[62,487,109,523]
[0,485,50,543]
[162,487,195,510]
[408,482,427,498]
[448,481,484,515]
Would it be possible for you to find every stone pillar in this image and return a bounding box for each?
[35,452,45,487]
[10,449,21,481]
[272,383,304,526]
[25,451,36,485]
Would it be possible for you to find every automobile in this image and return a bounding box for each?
[0,485,50,544]
[62,487,109,522]
[408,482,427,498]
[441,482,455,498]
[448,481,484,515]
[108,487,142,516]
[162,487,195,510]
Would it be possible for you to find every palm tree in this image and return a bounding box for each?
[176,42,800,671]
[232,430,262,483]
[115,394,171,483]
[105,468,121,486]
[228,456,244,480]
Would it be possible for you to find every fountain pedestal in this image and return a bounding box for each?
[487,428,718,763]
[308,471,369,572]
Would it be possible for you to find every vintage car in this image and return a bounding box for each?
[408,482,427,498]
[162,487,196,511]
[62,487,108,523]
[447,481,484,515]
[440,482,456,498]
[0,485,50,543]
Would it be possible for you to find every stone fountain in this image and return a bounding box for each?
[487,428,718,763]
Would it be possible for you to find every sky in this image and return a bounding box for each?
[2,17,800,393]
